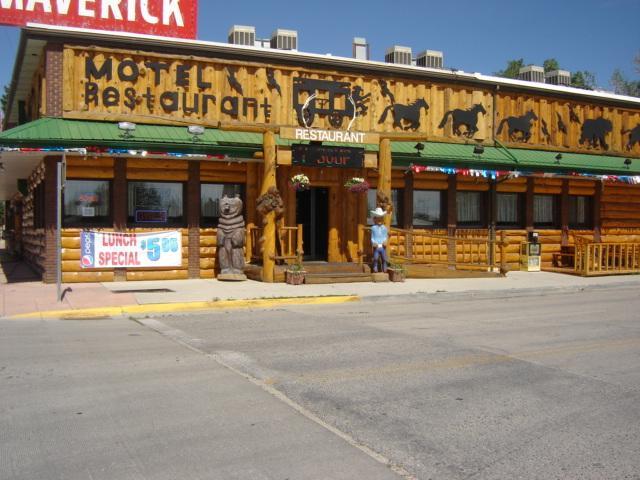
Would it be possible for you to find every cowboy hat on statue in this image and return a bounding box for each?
[370,207,388,273]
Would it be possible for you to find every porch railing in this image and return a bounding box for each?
[574,235,640,276]
[246,224,303,265]
[358,226,506,272]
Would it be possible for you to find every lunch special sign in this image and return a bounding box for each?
[80,230,182,269]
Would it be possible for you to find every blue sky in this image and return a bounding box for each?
[0,0,638,92]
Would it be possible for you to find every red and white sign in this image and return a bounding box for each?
[0,0,198,39]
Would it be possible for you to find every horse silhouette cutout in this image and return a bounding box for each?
[541,118,552,143]
[496,110,538,142]
[226,67,244,96]
[438,103,486,138]
[623,124,640,151]
[579,117,612,150]
[266,68,281,96]
[378,99,429,131]
[556,112,568,134]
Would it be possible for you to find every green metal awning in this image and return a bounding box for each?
[392,141,640,176]
[0,118,264,157]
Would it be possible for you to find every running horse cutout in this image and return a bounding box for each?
[497,110,538,143]
[378,98,429,131]
[623,124,640,151]
[438,103,486,138]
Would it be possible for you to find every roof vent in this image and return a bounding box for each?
[228,25,256,46]
[518,65,545,83]
[416,50,444,69]
[353,37,369,61]
[545,69,571,86]
[385,46,412,65]
[270,29,298,51]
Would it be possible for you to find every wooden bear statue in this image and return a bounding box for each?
[217,195,247,281]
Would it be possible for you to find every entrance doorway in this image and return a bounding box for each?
[296,187,328,261]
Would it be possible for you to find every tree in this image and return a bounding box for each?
[0,85,9,116]
[570,71,597,90]
[494,58,525,79]
[610,68,640,97]
[543,58,560,73]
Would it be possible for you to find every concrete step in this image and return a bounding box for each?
[301,262,369,274]
[304,272,372,284]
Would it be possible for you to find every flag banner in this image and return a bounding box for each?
[80,230,182,269]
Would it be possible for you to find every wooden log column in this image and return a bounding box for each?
[187,161,201,279]
[43,156,61,283]
[447,174,457,268]
[561,179,570,246]
[113,158,127,281]
[378,138,392,229]
[593,180,602,242]
[261,131,277,283]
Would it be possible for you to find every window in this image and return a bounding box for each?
[457,191,485,227]
[569,195,593,229]
[63,179,111,227]
[533,194,560,228]
[413,190,444,227]
[201,183,245,226]
[127,181,184,226]
[496,193,524,228]
[367,188,402,226]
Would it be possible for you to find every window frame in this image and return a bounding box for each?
[412,189,446,228]
[568,195,594,230]
[533,194,561,229]
[62,178,113,228]
[367,188,404,227]
[127,180,186,228]
[496,192,525,229]
[456,190,487,228]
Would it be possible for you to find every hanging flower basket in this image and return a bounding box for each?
[344,177,370,193]
[289,174,310,191]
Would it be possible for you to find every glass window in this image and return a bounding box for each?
[457,191,484,226]
[496,193,523,228]
[127,181,184,225]
[63,179,110,226]
[533,194,559,228]
[201,183,245,226]
[413,190,443,227]
[367,188,402,226]
[569,195,593,229]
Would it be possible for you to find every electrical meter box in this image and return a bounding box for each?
[520,232,541,271]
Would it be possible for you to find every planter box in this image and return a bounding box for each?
[285,270,306,285]
[387,268,406,282]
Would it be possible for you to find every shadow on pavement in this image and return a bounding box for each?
[0,249,42,284]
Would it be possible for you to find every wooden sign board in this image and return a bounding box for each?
[291,145,364,169]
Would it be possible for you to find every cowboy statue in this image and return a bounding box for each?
[370,207,388,273]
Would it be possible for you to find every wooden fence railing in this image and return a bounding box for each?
[246,224,303,265]
[358,226,506,272]
[574,235,640,276]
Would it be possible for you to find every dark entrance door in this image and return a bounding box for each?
[296,187,328,261]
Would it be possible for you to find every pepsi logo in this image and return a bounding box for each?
[81,255,94,267]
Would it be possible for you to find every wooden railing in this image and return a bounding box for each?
[246,224,303,265]
[574,235,640,276]
[358,226,507,272]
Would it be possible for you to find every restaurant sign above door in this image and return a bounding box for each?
[292,145,364,169]
[0,0,197,39]
[280,127,379,145]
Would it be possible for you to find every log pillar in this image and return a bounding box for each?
[593,180,602,242]
[378,138,392,229]
[43,156,61,283]
[561,179,570,246]
[447,174,457,268]
[525,177,535,231]
[261,131,277,283]
[113,158,127,281]
[187,161,201,279]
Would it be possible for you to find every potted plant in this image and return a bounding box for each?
[285,261,306,285]
[387,262,407,282]
[289,173,310,191]
[344,177,370,193]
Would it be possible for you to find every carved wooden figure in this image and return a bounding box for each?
[217,195,247,281]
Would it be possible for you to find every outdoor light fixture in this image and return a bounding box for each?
[188,125,205,142]
[414,142,425,154]
[473,144,484,155]
[624,158,632,169]
[555,153,562,163]
[118,121,136,138]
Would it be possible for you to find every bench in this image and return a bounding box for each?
[552,246,575,267]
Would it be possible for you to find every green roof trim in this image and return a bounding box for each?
[392,141,640,175]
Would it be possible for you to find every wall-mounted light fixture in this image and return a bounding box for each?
[118,121,136,138]
[555,153,562,163]
[473,144,484,155]
[414,142,425,155]
[624,158,632,170]
[188,125,205,142]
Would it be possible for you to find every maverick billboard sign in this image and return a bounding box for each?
[0,0,197,38]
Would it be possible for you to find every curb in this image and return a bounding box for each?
[7,295,361,320]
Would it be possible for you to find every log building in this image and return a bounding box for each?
[2,25,640,283]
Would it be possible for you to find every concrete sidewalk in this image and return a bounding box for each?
[3,251,640,318]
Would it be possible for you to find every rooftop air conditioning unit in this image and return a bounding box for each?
[518,65,546,83]
[416,50,444,69]
[228,25,255,46]
[545,69,571,86]
[385,46,412,65]
[270,29,298,51]
[352,37,370,61]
